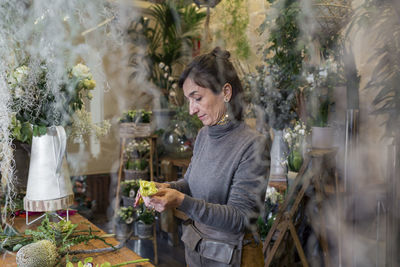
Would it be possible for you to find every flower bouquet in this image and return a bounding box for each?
[120,180,140,207]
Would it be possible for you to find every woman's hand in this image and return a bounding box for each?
[153,182,170,190]
[144,188,184,213]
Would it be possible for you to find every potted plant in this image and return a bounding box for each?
[127,1,206,129]
[283,120,309,179]
[120,180,140,207]
[119,109,152,137]
[8,61,110,214]
[116,206,135,240]
[124,139,150,180]
[304,58,339,149]
[135,204,156,239]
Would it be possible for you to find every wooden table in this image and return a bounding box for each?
[0,213,154,267]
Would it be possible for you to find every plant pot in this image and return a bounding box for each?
[136,220,153,239]
[121,196,135,207]
[311,126,334,149]
[124,169,149,180]
[115,222,133,240]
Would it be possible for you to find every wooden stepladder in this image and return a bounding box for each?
[263,149,338,267]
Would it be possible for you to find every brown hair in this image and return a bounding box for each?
[178,47,244,121]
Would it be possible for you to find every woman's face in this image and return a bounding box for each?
[182,78,226,126]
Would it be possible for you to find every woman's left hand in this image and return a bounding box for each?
[145,188,185,212]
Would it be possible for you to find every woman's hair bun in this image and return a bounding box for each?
[211,47,230,60]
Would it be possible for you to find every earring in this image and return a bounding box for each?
[224,98,229,102]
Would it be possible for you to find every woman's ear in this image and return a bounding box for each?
[222,83,232,102]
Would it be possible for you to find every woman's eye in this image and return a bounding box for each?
[195,97,202,102]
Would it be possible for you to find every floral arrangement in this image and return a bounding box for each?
[154,62,180,108]
[124,139,150,171]
[8,62,109,143]
[120,180,140,198]
[117,206,135,224]
[283,120,309,172]
[119,109,152,124]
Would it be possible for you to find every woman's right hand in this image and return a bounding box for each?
[153,182,170,190]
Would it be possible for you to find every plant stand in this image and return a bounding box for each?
[114,130,158,265]
[263,149,339,267]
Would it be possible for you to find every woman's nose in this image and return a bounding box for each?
[189,100,198,115]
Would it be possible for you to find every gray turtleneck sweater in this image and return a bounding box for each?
[169,121,270,234]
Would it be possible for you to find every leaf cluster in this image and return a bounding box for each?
[119,109,152,123]
[128,0,206,106]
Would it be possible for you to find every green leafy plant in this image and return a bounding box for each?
[120,180,140,198]
[128,0,206,108]
[254,0,307,130]
[119,109,152,123]
[170,104,202,140]
[347,0,400,138]
[136,204,155,225]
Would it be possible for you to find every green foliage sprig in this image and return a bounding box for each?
[119,109,152,123]
[136,204,155,225]
[0,214,117,260]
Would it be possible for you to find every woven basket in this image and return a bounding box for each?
[119,122,151,138]
[124,169,149,181]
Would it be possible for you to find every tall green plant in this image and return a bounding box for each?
[254,0,306,130]
[348,0,400,138]
[128,1,206,107]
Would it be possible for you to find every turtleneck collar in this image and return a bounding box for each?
[207,120,241,139]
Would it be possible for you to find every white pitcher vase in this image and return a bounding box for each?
[24,126,74,212]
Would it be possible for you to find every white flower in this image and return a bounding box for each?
[168,76,174,82]
[306,74,314,84]
[319,69,328,78]
[129,189,136,198]
[164,66,169,71]
[14,87,24,98]
[163,73,168,79]
[294,124,301,131]
[71,63,92,79]
[169,91,176,97]
[299,129,305,135]
[159,62,165,69]
[284,132,291,141]
[13,65,30,84]
[125,217,133,224]
[172,83,177,89]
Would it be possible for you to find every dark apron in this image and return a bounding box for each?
[181,221,245,267]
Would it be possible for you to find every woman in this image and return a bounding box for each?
[145,47,270,267]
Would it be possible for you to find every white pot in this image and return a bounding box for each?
[311,126,334,149]
[24,126,74,212]
[136,221,153,239]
